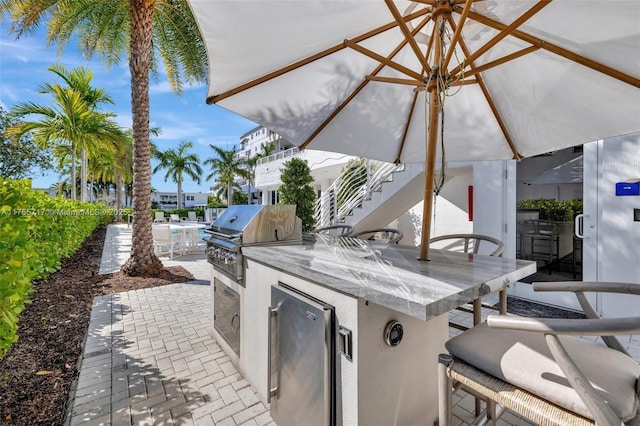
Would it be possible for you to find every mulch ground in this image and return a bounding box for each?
[0,225,195,425]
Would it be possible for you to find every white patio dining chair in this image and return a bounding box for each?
[438,281,640,426]
[152,225,179,259]
[430,234,505,331]
[181,226,201,254]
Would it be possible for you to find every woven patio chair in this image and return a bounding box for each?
[438,281,640,426]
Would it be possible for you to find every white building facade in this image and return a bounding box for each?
[152,191,208,210]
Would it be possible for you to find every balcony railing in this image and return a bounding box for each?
[256,147,300,165]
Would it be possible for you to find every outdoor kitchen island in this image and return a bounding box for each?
[223,235,536,426]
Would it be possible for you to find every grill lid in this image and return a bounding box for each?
[205,204,301,244]
[209,204,265,235]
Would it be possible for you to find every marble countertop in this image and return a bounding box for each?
[242,235,537,321]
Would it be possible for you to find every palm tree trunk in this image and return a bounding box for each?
[177,179,183,210]
[227,181,233,206]
[116,171,123,222]
[81,147,88,202]
[122,0,163,276]
[71,146,77,200]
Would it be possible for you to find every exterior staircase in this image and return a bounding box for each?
[314,162,426,231]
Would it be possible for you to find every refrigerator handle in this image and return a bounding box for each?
[267,305,279,403]
[574,214,586,239]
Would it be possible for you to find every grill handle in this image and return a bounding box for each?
[205,230,242,240]
[267,305,279,402]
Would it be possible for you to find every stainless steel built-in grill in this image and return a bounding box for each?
[204,204,302,282]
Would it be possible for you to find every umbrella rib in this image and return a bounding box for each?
[452,45,540,81]
[384,0,431,73]
[449,0,551,78]
[207,8,429,104]
[442,0,474,71]
[396,91,420,164]
[449,78,477,87]
[344,40,424,82]
[462,8,640,89]
[367,76,423,86]
[300,14,433,150]
[448,15,522,160]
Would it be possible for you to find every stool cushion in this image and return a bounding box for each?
[446,322,640,421]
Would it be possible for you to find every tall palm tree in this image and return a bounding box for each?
[8,65,120,202]
[205,145,250,206]
[42,64,117,202]
[1,0,208,276]
[8,84,122,201]
[153,141,202,209]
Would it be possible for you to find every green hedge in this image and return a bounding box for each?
[517,198,583,222]
[152,207,205,219]
[0,179,112,359]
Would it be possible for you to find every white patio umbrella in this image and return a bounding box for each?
[187,0,640,259]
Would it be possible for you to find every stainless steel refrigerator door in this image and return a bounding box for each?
[269,284,334,426]
[213,278,240,356]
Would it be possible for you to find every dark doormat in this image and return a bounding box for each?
[504,296,586,319]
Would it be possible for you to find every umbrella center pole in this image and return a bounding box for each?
[431,1,453,22]
[418,10,448,261]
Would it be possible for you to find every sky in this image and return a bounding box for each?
[0,22,258,194]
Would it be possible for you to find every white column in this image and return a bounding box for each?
[472,160,516,258]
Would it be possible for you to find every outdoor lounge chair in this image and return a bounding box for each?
[438,281,640,426]
[430,234,505,331]
[169,214,181,223]
[185,211,202,222]
[350,228,403,244]
[153,211,167,223]
[311,224,353,237]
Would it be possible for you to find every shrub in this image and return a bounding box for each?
[0,179,110,358]
[516,198,583,221]
[279,158,316,232]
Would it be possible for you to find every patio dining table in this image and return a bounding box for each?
[166,223,206,256]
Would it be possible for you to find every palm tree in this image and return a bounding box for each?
[153,141,202,209]
[1,0,208,276]
[8,83,122,202]
[205,145,250,206]
[7,65,121,202]
[44,64,118,202]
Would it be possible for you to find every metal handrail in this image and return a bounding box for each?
[314,160,403,227]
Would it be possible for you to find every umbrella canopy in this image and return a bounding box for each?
[187,0,640,258]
